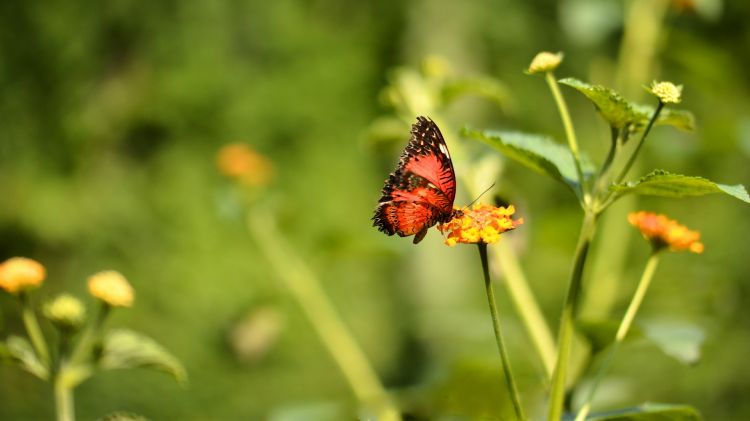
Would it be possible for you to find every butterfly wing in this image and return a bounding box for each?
[372,116,457,243]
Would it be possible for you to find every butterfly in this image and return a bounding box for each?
[372,116,459,244]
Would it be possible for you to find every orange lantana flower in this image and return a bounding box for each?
[438,204,523,246]
[0,257,46,294]
[216,143,274,187]
[628,211,704,254]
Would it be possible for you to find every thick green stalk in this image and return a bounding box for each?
[547,211,597,421]
[248,212,400,421]
[545,71,587,204]
[54,373,75,421]
[19,291,51,370]
[573,253,661,421]
[478,243,526,420]
[493,242,556,379]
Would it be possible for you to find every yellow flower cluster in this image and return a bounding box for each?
[88,271,135,307]
[628,211,703,253]
[44,294,86,331]
[216,143,274,187]
[439,204,523,246]
[647,81,683,104]
[527,51,563,74]
[0,257,46,294]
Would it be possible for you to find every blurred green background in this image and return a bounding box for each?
[1,0,749,419]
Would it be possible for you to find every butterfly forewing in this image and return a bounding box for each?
[372,116,457,243]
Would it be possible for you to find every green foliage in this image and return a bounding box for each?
[99,329,187,386]
[462,128,594,195]
[584,403,702,421]
[611,170,750,203]
[3,336,48,380]
[559,78,640,129]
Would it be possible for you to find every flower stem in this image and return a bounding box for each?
[248,211,401,421]
[68,303,110,367]
[493,241,556,379]
[573,252,661,421]
[614,101,664,185]
[547,211,597,421]
[478,243,526,420]
[19,291,51,371]
[54,374,75,421]
[545,71,587,205]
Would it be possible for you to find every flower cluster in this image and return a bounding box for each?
[439,204,523,246]
[527,51,563,74]
[628,211,703,253]
[216,143,274,187]
[0,257,46,294]
[647,81,683,104]
[88,271,135,307]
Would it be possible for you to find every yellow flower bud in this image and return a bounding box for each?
[88,271,135,307]
[647,81,683,104]
[527,51,563,74]
[0,257,46,294]
[44,294,86,331]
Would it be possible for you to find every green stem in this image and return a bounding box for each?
[248,212,401,421]
[614,101,664,185]
[19,291,51,371]
[547,211,597,421]
[573,253,661,421]
[54,370,75,421]
[545,71,587,205]
[493,241,556,379]
[68,303,110,367]
[478,243,526,420]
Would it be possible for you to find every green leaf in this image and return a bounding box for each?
[559,78,640,128]
[441,76,512,109]
[632,104,696,132]
[99,329,188,385]
[642,320,705,365]
[611,170,750,203]
[4,336,48,380]
[463,128,593,195]
[584,403,702,420]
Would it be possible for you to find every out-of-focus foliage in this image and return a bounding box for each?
[1,0,749,419]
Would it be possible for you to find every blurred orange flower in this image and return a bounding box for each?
[628,211,704,254]
[438,204,523,246]
[216,143,274,187]
[0,257,46,294]
[88,270,135,307]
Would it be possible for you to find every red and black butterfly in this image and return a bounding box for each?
[372,116,459,244]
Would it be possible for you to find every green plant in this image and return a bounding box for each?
[0,258,186,421]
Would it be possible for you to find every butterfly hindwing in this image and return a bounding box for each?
[373,116,457,243]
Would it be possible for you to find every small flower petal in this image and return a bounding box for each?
[628,211,703,253]
[0,257,46,294]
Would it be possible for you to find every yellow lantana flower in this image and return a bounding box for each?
[216,143,274,187]
[628,211,703,253]
[439,204,523,246]
[527,51,563,74]
[88,271,135,307]
[0,257,46,294]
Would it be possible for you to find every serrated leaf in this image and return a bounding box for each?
[441,76,512,109]
[99,329,187,385]
[611,170,750,203]
[5,336,48,379]
[583,403,702,421]
[463,128,594,196]
[631,104,696,132]
[559,78,640,129]
[642,320,704,365]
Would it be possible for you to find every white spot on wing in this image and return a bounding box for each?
[438,143,450,157]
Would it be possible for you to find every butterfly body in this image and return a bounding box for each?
[372,116,458,244]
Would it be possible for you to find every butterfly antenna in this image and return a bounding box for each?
[466,182,496,207]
